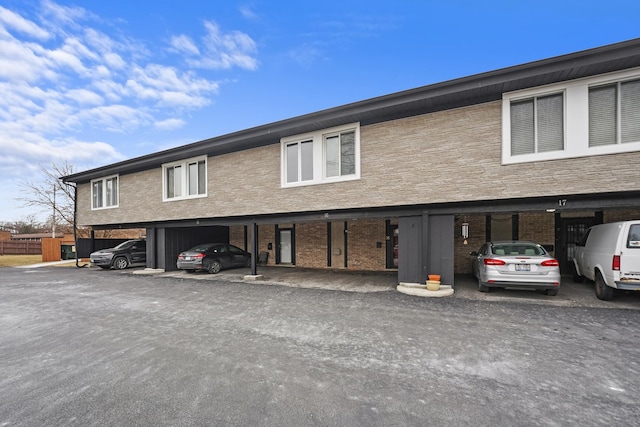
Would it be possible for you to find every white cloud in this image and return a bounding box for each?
[103,52,125,69]
[239,5,260,21]
[0,39,56,82]
[0,134,123,169]
[66,88,103,106]
[125,64,219,107]
[76,105,152,132]
[0,1,260,221]
[182,20,258,70]
[154,118,185,131]
[170,34,200,56]
[40,0,91,29]
[0,6,50,40]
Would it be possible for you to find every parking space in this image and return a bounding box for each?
[127,264,640,310]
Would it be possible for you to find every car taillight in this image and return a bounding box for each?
[193,253,205,259]
[612,255,620,271]
[484,258,506,266]
[541,259,559,267]
[178,254,184,259]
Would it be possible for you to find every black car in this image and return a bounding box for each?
[177,243,251,274]
[90,239,147,270]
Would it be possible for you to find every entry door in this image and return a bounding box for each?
[557,216,600,274]
[386,222,398,269]
[279,229,293,264]
[331,222,345,268]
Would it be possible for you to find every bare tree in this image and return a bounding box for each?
[18,161,77,236]
[0,216,46,234]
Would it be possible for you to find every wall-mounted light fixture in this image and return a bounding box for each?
[462,222,469,245]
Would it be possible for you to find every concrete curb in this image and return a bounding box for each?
[14,260,78,268]
[397,283,455,298]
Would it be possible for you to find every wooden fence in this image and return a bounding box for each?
[41,237,77,262]
[0,241,42,255]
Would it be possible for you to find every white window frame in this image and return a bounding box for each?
[502,67,640,165]
[91,174,119,210]
[589,78,640,147]
[162,155,207,201]
[281,122,361,188]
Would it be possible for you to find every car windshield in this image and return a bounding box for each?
[491,244,546,256]
[113,240,136,250]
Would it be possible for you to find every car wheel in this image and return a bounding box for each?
[572,264,584,283]
[207,260,221,274]
[595,271,613,301]
[478,279,489,293]
[113,257,129,270]
[545,288,559,296]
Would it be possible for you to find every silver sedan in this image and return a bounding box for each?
[470,241,561,296]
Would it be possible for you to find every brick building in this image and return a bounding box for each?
[63,39,640,286]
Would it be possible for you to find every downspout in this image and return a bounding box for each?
[72,184,88,268]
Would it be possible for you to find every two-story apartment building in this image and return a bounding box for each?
[63,39,640,286]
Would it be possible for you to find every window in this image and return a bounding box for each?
[324,130,355,177]
[503,69,640,164]
[589,79,640,147]
[91,175,118,210]
[281,123,360,187]
[627,225,640,248]
[163,156,207,201]
[285,139,313,184]
[510,93,564,156]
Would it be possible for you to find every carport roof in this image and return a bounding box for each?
[63,38,640,184]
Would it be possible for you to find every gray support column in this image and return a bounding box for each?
[398,216,423,284]
[425,214,455,286]
[146,227,156,269]
[398,214,455,286]
[251,222,258,275]
[156,227,167,271]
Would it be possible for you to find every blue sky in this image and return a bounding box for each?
[1,0,638,222]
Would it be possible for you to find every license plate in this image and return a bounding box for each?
[185,256,192,261]
[516,264,530,271]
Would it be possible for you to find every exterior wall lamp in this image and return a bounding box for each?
[462,222,469,245]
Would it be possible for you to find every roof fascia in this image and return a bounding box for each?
[63,38,640,184]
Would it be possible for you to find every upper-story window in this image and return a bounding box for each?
[163,156,207,201]
[281,123,360,187]
[589,79,640,147]
[510,93,564,155]
[324,130,356,177]
[91,175,118,210]
[502,68,640,165]
[285,139,314,184]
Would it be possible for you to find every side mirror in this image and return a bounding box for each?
[469,251,478,256]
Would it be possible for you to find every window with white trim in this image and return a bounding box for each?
[285,139,314,184]
[589,78,640,147]
[324,130,356,177]
[510,93,564,156]
[281,123,360,187]
[163,156,207,201]
[502,68,640,165]
[91,175,119,210]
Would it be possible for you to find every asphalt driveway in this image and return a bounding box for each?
[2,266,640,426]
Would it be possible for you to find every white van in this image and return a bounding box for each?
[572,220,640,300]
